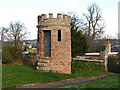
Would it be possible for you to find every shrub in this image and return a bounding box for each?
[71,60,104,74]
[22,54,37,65]
[108,56,120,73]
[2,42,23,64]
[2,45,13,64]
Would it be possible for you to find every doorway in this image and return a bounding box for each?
[43,30,51,57]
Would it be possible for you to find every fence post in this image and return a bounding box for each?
[99,51,108,71]
[104,52,108,71]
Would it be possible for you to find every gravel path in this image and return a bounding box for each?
[16,73,117,88]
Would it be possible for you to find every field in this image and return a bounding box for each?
[2,64,110,88]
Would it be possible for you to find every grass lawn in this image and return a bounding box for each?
[61,75,119,88]
[2,65,110,88]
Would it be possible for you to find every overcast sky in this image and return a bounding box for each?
[0,0,119,40]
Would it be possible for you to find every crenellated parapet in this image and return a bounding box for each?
[37,13,71,28]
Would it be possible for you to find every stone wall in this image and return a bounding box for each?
[37,13,71,74]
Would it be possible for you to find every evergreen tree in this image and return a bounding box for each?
[71,16,88,57]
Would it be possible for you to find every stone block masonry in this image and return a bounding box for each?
[36,13,71,74]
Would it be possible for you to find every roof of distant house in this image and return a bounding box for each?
[111,45,120,50]
[85,52,118,55]
[25,42,31,44]
[85,53,99,55]
[32,45,37,48]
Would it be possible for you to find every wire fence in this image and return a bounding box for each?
[73,56,120,73]
[108,56,120,73]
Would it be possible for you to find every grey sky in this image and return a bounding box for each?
[0,0,119,39]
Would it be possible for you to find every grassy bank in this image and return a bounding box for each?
[2,61,110,88]
[2,65,74,88]
[61,75,119,88]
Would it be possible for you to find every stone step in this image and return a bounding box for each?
[36,66,50,72]
[37,57,51,72]
[37,63,48,67]
[40,57,49,60]
[39,67,47,71]
[38,59,49,63]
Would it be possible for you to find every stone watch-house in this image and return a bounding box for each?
[36,13,71,74]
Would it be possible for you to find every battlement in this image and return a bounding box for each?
[38,13,70,20]
[37,13,71,27]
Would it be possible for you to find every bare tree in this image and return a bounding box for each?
[81,3,105,51]
[1,21,28,46]
[115,32,120,39]
[1,21,28,64]
[8,21,27,43]
[0,27,9,42]
[103,35,116,40]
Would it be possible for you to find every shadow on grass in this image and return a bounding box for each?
[23,65,36,70]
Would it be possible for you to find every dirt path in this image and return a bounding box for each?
[16,73,117,88]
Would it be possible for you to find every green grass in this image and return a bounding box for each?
[2,65,110,88]
[2,65,75,88]
[0,65,2,89]
[61,75,119,88]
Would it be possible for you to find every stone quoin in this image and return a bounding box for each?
[36,13,71,74]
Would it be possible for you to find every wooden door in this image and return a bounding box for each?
[43,30,51,57]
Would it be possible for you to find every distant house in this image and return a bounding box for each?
[111,45,120,52]
[31,45,37,53]
[22,41,37,54]
[26,42,32,49]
